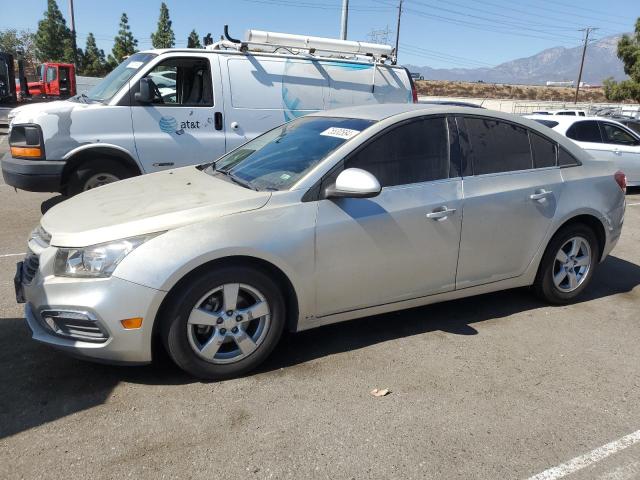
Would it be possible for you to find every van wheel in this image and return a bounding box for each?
[534,224,598,304]
[66,159,135,196]
[161,266,286,380]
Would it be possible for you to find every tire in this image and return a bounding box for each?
[161,266,286,380]
[66,159,135,196]
[534,223,599,304]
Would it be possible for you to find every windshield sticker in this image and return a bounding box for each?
[126,61,144,69]
[320,127,360,140]
[280,173,291,180]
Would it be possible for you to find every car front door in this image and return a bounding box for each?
[599,121,640,184]
[131,55,226,172]
[314,117,463,317]
[455,116,565,289]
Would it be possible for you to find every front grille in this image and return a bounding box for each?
[22,252,39,284]
[39,310,109,343]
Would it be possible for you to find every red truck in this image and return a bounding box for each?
[16,62,76,99]
[1,54,76,124]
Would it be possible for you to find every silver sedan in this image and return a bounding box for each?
[17,104,626,379]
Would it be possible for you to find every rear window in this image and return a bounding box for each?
[566,121,602,143]
[464,117,532,175]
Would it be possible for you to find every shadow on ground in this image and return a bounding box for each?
[1,255,638,440]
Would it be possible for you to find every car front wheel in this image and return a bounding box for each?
[534,224,598,304]
[161,266,286,380]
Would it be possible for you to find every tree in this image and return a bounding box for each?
[187,29,202,49]
[34,0,75,62]
[151,2,175,49]
[80,33,108,76]
[604,18,640,103]
[108,13,138,67]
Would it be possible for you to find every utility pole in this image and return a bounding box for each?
[574,27,597,104]
[394,0,403,64]
[340,0,349,40]
[68,0,78,66]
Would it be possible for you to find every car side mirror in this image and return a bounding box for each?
[134,77,154,103]
[325,168,381,199]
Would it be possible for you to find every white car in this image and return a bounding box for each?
[530,109,587,117]
[526,115,640,186]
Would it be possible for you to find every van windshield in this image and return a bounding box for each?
[85,53,156,102]
[210,116,375,191]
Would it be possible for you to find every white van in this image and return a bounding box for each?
[2,29,415,194]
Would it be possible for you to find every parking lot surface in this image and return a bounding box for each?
[1,130,640,479]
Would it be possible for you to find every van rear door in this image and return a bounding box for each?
[130,55,226,171]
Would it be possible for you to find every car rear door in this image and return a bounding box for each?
[599,121,640,184]
[314,116,462,317]
[130,55,226,172]
[565,120,609,158]
[455,116,565,289]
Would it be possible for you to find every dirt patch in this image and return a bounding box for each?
[415,80,613,103]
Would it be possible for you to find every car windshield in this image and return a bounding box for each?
[84,52,156,102]
[210,116,375,191]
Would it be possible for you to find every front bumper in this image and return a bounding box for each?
[1,152,65,192]
[22,271,166,365]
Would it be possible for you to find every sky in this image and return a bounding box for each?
[1,0,638,69]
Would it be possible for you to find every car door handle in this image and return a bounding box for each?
[530,189,553,201]
[426,206,456,220]
[214,112,223,131]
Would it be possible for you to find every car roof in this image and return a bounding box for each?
[308,103,501,121]
[525,114,617,125]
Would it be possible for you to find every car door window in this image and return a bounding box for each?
[558,147,579,166]
[530,132,557,168]
[600,123,640,146]
[463,117,532,174]
[345,117,449,187]
[145,57,213,106]
[566,121,602,143]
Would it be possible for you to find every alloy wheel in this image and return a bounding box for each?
[552,236,592,293]
[187,283,271,364]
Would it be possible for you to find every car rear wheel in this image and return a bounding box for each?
[161,266,285,380]
[534,224,598,304]
[66,159,135,196]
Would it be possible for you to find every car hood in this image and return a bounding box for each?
[41,167,271,247]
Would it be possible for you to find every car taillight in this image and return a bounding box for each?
[412,84,418,103]
[614,171,627,191]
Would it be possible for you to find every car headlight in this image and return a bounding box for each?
[54,233,163,278]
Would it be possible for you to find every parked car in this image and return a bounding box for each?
[15,104,625,379]
[598,115,640,136]
[530,109,586,116]
[2,30,414,195]
[526,114,640,186]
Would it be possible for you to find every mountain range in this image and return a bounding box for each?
[404,34,628,85]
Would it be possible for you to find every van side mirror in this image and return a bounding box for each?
[135,78,154,103]
[325,168,381,199]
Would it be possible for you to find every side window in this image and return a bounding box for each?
[530,132,557,168]
[558,147,579,166]
[600,123,640,146]
[145,57,213,106]
[46,67,57,82]
[464,117,532,175]
[566,121,602,143]
[345,117,449,187]
[557,111,575,116]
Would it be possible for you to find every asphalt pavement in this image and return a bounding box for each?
[1,128,640,479]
